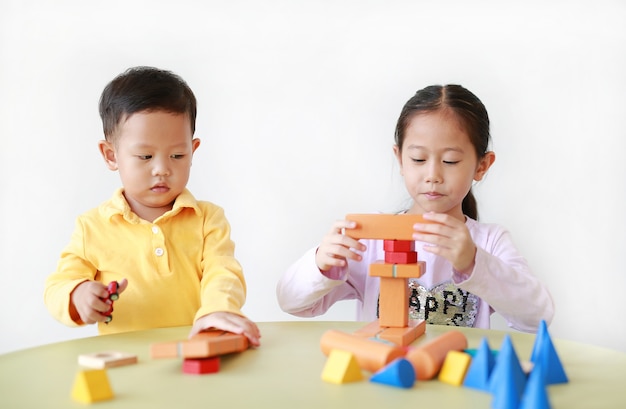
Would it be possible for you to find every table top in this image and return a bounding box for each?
[1,321,625,408]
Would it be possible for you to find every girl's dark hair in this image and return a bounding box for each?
[99,66,197,141]
[394,84,491,220]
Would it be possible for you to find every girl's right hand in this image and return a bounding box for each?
[315,219,366,271]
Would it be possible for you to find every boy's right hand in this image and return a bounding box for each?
[70,279,128,325]
[315,220,366,272]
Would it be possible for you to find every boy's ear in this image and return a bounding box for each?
[192,138,201,153]
[98,140,118,171]
[474,151,496,181]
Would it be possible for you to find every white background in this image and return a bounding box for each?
[1,0,625,354]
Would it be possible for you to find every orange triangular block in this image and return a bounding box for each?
[71,369,114,403]
[321,349,363,384]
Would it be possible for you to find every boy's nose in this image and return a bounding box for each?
[152,159,171,176]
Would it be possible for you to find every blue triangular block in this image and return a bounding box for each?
[488,335,526,398]
[370,358,415,389]
[491,364,522,409]
[520,362,552,409]
[531,320,568,385]
[464,337,496,391]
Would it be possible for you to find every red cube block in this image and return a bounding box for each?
[383,240,414,252]
[182,357,220,375]
[384,251,418,264]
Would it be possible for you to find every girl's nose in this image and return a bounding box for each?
[425,163,442,184]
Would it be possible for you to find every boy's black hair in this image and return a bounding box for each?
[98,66,197,141]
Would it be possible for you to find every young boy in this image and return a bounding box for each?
[44,66,260,346]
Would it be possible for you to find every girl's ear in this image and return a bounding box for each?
[98,140,118,171]
[393,144,403,175]
[474,151,496,181]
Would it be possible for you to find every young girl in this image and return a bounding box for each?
[276,84,554,333]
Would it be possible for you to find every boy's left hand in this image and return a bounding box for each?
[412,212,476,273]
[189,312,261,347]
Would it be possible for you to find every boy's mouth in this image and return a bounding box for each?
[151,183,170,193]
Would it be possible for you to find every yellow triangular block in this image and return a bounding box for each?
[71,369,114,403]
[321,349,363,384]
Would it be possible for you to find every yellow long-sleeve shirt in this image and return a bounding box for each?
[44,188,247,335]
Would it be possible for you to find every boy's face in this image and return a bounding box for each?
[99,111,200,222]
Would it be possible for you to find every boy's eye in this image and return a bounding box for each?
[411,158,426,163]
[443,160,461,165]
[171,154,185,159]
[138,155,152,160]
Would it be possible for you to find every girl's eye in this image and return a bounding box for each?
[411,158,426,163]
[443,160,461,165]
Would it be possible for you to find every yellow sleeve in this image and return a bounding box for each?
[43,216,98,327]
[194,204,247,321]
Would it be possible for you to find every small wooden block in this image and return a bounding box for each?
[345,214,429,240]
[353,320,384,338]
[182,357,220,375]
[150,330,249,359]
[369,261,424,278]
[383,240,414,252]
[379,320,426,346]
[384,251,418,264]
[438,351,472,386]
[379,277,409,328]
[71,369,114,404]
[78,351,138,369]
[321,349,363,384]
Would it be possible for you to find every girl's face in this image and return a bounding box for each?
[394,110,495,221]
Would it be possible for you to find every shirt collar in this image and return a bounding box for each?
[102,188,201,223]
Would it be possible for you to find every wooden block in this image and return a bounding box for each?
[183,357,220,375]
[438,350,472,386]
[370,358,415,388]
[345,214,429,240]
[353,320,384,338]
[321,349,363,384]
[78,351,138,369]
[383,240,414,252]
[150,330,249,359]
[379,319,426,346]
[369,261,424,278]
[71,369,114,404]
[378,277,409,328]
[320,330,406,373]
[384,251,417,264]
[405,331,468,380]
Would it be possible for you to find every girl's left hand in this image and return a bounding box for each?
[412,212,476,273]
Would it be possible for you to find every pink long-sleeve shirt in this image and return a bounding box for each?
[276,217,554,333]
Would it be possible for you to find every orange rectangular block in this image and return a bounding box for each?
[379,319,426,346]
[369,261,424,278]
[150,331,249,359]
[345,214,428,240]
[378,277,409,328]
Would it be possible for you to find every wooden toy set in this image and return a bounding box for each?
[318,214,568,409]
